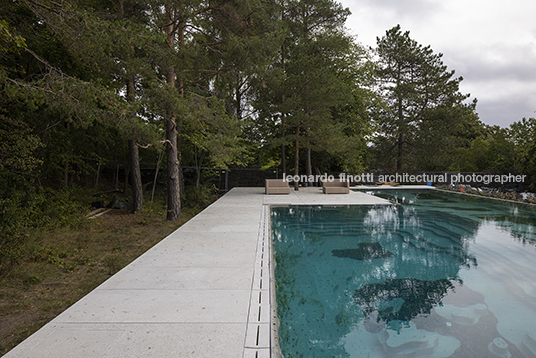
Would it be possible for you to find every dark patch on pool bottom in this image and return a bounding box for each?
[353,277,456,322]
[332,242,394,260]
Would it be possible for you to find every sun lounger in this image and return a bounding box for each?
[322,179,350,194]
[265,179,291,194]
[375,181,398,186]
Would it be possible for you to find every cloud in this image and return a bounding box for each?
[475,96,535,128]
[340,0,536,127]
[351,0,441,19]
[443,41,536,125]
[447,43,536,83]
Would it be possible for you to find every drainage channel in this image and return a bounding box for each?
[244,205,280,358]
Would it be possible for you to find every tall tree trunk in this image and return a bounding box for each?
[194,145,201,188]
[164,5,181,220]
[281,142,286,175]
[294,126,300,190]
[281,25,287,177]
[178,124,185,205]
[129,138,143,212]
[63,161,69,188]
[177,18,185,206]
[281,94,286,175]
[126,75,144,212]
[396,88,404,172]
[305,147,312,186]
[124,160,130,193]
[166,108,181,220]
[397,133,404,172]
[151,149,164,202]
[120,0,144,211]
[235,82,242,119]
[63,122,70,188]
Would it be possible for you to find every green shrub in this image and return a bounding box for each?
[183,184,218,211]
[0,187,90,273]
[0,226,29,272]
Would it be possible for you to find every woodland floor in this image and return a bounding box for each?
[0,208,199,356]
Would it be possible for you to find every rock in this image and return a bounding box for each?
[107,195,131,210]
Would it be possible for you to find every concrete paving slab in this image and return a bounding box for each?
[99,323,246,358]
[197,206,262,217]
[145,232,257,252]
[209,224,261,232]
[178,220,260,233]
[98,266,254,290]
[4,186,391,358]
[55,289,250,323]
[185,209,261,222]
[5,323,247,358]
[21,329,124,358]
[130,248,256,268]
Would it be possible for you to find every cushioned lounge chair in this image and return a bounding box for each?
[322,179,350,194]
[265,179,291,194]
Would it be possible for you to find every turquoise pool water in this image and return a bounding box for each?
[272,190,536,357]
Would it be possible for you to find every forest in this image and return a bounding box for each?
[1,0,536,266]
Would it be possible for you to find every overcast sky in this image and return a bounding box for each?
[339,0,536,127]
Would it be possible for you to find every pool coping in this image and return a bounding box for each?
[433,188,536,207]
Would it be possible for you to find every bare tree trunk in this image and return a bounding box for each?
[396,94,404,172]
[166,110,181,220]
[194,145,201,188]
[177,16,185,206]
[164,5,181,220]
[151,149,163,202]
[281,35,287,177]
[397,133,404,172]
[129,139,143,212]
[121,0,144,211]
[305,147,312,186]
[95,161,101,189]
[294,127,300,190]
[126,75,144,212]
[64,122,70,188]
[63,162,69,188]
[281,143,286,175]
[123,160,130,193]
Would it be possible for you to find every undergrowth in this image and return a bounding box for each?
[0,186,217,355]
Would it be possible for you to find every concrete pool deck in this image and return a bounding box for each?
[4,187,390,358]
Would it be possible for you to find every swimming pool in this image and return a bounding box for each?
[272,190,536,357]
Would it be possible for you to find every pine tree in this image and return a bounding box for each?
[373,25,470,172]
[145,0,280,219]
[255,0,366,186]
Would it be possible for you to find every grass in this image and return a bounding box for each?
[0,201,207,356]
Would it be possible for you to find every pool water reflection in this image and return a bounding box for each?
[272,190,536,357]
